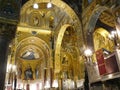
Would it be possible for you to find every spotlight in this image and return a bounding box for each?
[84,49,92,57]
[47,2,52,8]
[33,3,39,9]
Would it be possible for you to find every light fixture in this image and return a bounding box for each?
[84,48,93,62]
[47,2,52,8]
[12,65,16,72]
[116,27,120,39]
[44,80,50,89]
[30,83,36,90]
[109,30,118,46]
[16,83,23,90]
[76,79,84,88]
[108,74,113,79]
[64,79,75,89]
[33,3,39,9]
[7,64,17,85]
[39,82,43,89]
[84,49,92,57]
[7,64,12,72]
[110,30,117,39]
[116,16,120,39]
[52,80,58,88]
[7,64,17,72]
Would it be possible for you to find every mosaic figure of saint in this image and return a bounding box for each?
[24,64,33,80]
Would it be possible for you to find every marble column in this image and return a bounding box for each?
[0,36,10,90]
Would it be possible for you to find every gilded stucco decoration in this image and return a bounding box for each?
[99,12,115,28]
[55,24,84,80]
[82,0,120,47]
[92,28,114,62]
[20,0,83,47]
[84,5,108,41]
[93,28,114,52]
[16,0,84,82]
[15,36,51,80]
[82,0,96,27]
